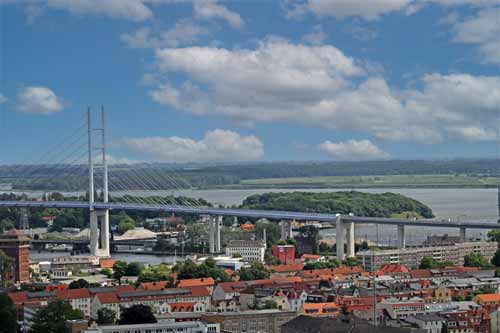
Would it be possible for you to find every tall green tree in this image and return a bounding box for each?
[464,253,491,268]
[112,261,128,283]
[238,262,270,281]
[97,308,116,325]
[29,299,83,333]
[68,279,90,290]
[0,293,18,333]
[118,305,157,325]
[0,250,14,288]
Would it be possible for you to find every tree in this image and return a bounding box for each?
[100,268,112,278]
[343,257,358,267]
[125,262,144,276]
[464,253,491,268]
[97,308,116,325]
[492,250,500,267]
[0,250,14,287]
[238,262,270,281]
[419,257,452,269]
[232,252,242,258]
[173,259,229,282]
[30,299,83,333]
[137,264,171,283]
[118,216,135,233]
[68,278,90,289]
[262,300,277,309]
[488,230,500,244]
[255,220,280,248]
[0,293,17,333]
[113,261,128,282]
[118,304,157,325]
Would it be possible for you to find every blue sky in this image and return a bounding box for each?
[1,0,500,164]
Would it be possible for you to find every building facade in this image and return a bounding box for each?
[0,229,30,284]
[357,242,498,271]
[226,240,266,263]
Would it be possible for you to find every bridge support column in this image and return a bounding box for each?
[90,210,110,257]
[459,227,466,243]
[397,224,405,249]
[280,220,293,240]
[346,222,355,258]
[209,217,215,254]
[215,216,222,253]
[336,215,345,260]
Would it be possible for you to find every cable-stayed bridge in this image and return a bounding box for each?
[2,108,500,259]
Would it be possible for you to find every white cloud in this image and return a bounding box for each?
[319,139,389,161]
[119,129,263,163]
[0,93,7,104]
[193,0,243,28]
[17,86,63,115]
[285,0,499,20]
[302,25,327,45]
[106,154,141,165]
[38,0,153,21]
[150,40,500,143]
[449,6,500,64]
[121,21,208,49]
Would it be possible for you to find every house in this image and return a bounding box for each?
[300,254,325,263]
[300,302,339,317]
[267,263,304,277]
[56,288,92,318]
[178,277,215,293]
[225,240,266,263]
[475,293,500,309]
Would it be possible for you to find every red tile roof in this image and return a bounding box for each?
[178,278,215,288]
[140,281,168,291]
[301,254,322,260]
[56,288,91,300]
[268,263,304,273]
[169,302,196,312]
[187,286,211,297]
[410,269,432,279]
[8,292,28,305]
[97,292,119,304]
[377,264,410,275]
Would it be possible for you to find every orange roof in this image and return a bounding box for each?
[187,286,211,297]
[97,292,119,304]
[268,263,304,273]
[300,266,363,278]
[169,302,196,312]
[410,269,432,279]
[302,302,339,313]
[56,288,90,300]
[240,223,255,231]
[140,281,168,291]
[377,264,410,274]
[178,277,215,288]
[100,258,118,269]
[301,254,322,260]
[476,294,500,303]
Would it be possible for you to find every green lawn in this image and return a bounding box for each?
[236,174,500,189]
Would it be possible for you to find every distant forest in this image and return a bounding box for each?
[2,159,500,191]
[241,191,434,218]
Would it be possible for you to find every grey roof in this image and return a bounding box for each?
[27,291,55,298]
[282,316,426,333]
[410,315,445,322]
[118,289,191,298]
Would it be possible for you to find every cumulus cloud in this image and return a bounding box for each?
[193,0,243,28]
[285,0,498,20]
[319,139,389,161]
[118,129,264,162]
[150,40,500,143]
[17,86,63,115]
[0,93,7,104]
[449,6,500,64]
[302,25,327,45]
[6,0,154,22]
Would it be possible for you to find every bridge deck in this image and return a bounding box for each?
[2,200,500,230]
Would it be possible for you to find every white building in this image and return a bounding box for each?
[82,320,220,333]
[491,309,500,333]
[225,240,266,263]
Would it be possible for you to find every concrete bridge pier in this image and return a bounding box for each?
[346,221,355,258]
[209,216,221,254]
[459,227,466,243]
[397,224,406,249]
[90,209,110,257]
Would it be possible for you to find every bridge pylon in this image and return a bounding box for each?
[88,107,110,258]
